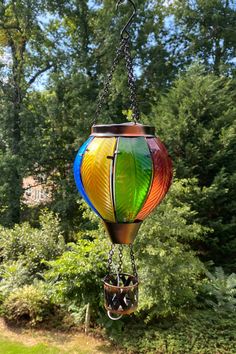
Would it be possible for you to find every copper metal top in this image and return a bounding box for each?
[91,123,155,137]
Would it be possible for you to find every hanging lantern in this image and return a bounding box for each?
[73,0,173,320]
[74,123,172,243]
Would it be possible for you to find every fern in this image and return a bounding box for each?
[203,267,236,312]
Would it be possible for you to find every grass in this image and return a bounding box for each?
[0,335,107,354]
[0,318,119,354]
[0,336,61,354]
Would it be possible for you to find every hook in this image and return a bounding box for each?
[116,0,137,39]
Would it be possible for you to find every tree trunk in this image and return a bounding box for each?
[7,38,25,224]
[8,101,22,224]
[213,40,222,75]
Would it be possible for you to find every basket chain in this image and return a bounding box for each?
[118,244,123,274]
[107,244,115,274]
[129,243,138,277]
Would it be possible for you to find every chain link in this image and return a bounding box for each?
[123,38,140,123]
[118,245,123,274]
[95,39,126,123]
[95,37,140,123]
[108,243,138,278]
[107,244,115,274]
[129,243,138,278]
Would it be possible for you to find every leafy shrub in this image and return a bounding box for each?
[0,210,65,274]
[3,284,53,325]
[0,260,30,297]
[67,303,87,325]
[45,234,108,312]
[109,310,236,354]
[135,179,208,320]
[202,267,236,312]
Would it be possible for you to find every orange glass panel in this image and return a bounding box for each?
[136,138,173,220]
[81,137,116,222]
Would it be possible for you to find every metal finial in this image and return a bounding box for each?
[116,0,137,39]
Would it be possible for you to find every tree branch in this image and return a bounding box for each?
[0,79,10,95]
[23,181,53,191]
[27,63,53,87]
[0,21,20,30]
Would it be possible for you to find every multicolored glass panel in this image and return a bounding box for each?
[114,137,153,222]
[74,135,172,223]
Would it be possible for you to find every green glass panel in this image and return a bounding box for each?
[114,137,153,222]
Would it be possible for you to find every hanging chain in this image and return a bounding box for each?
[94,0,140,124]
[129,243,138,278]
[123,37,140,123]
[95,39,126,123]
[118,245,123,274]
[107,244,115,274]
[108,244,137,278]
[95,35,139,123]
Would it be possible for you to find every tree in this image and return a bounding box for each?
[150,64,236,270]
[168,0,236,74]
[0,0,57,225]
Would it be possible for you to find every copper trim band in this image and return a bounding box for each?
[91,123,155,137]
[104,274,139,291]
[104,304,138,315]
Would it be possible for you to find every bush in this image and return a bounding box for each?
[201,267,236,312]
[0,260,30,297]
[109,310,236,354]
[3,284,53,326]
[45,232,108,314]
[135,179,208,320]
[0,210,65,275]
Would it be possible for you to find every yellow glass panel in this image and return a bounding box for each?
[81,137,116,222]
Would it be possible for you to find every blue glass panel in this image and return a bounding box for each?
[73,137,101,217]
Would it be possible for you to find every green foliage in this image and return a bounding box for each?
[150,65,236,270]
[0,0,61,225]
[45,233,108,311]
[67,303,87,325]
[3,284,53,326]
[135,178,208,319]
[202,267,236,312]
[0,260,30,297]
[109,310,236,354]
[152,65,236,180]
[169,0,236,74]
[0,211,65,275]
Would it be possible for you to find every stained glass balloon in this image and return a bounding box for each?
[74,123,172,244]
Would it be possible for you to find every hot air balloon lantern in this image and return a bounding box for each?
[73,0,173,320]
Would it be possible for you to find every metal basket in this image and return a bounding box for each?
[104,273,138,315]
